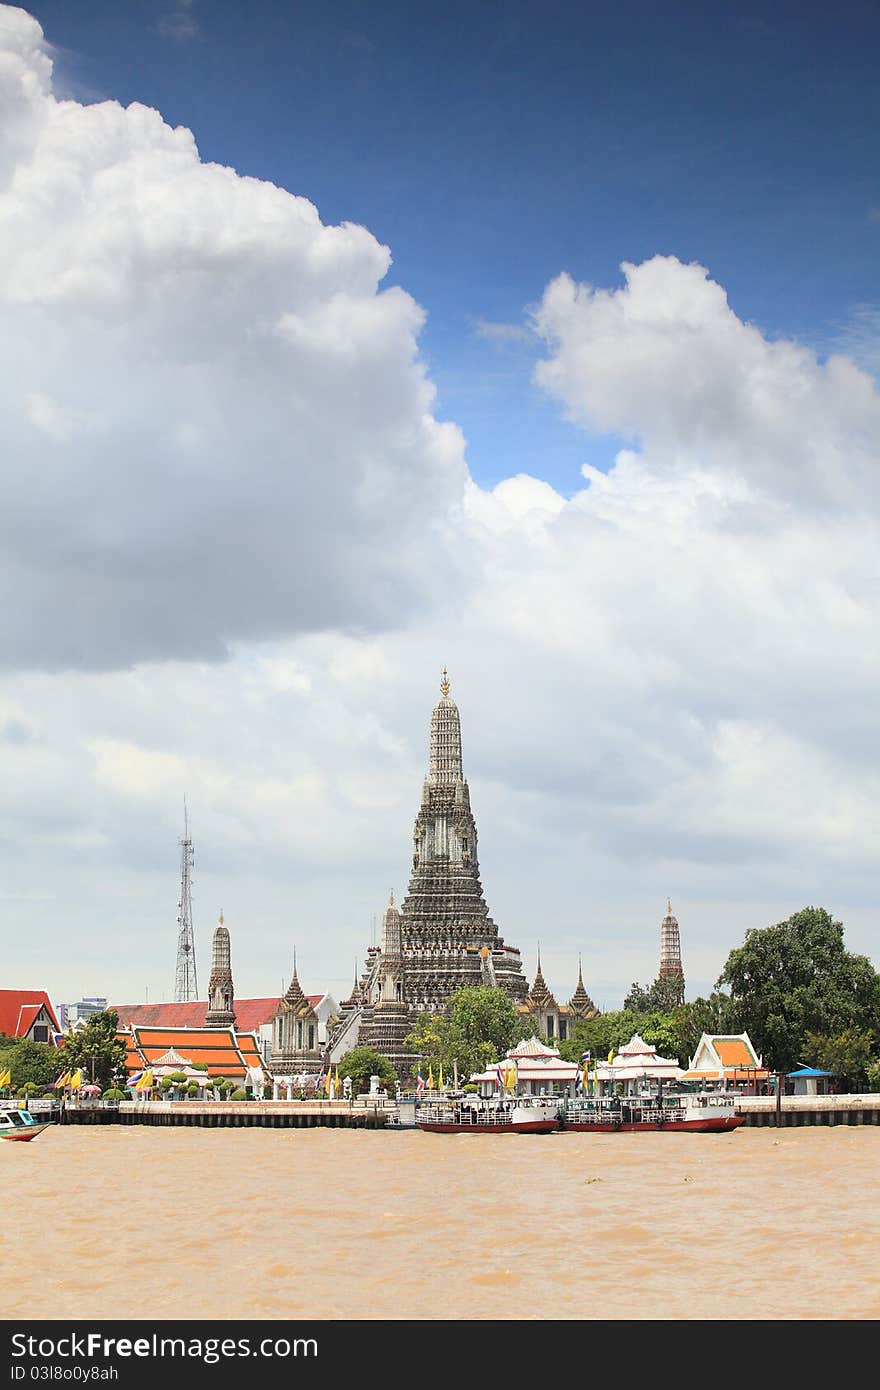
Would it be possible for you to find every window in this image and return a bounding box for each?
[308,1024,315,1050]
[546,1015,555,1038]
[31,1025,49,1043]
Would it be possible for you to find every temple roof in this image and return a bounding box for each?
[0,989,61,1039]
[568,957,596,1017]
[525,949,557,1010]
[507,1035,560,1059]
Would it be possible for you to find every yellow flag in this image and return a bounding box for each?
[135,1068,153,1092]
[69,1069,83,1090]
[334,1067,340,1098]
[0,1069,10,1089]
[607,1048,614,1064]
[55,1071,70,1089]
[438,1063,444,1090]
[505,1062,516,1093]
[427,1063,434,1090]
[324,1069,332,1097]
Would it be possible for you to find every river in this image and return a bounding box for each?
[3,1124,877,1320]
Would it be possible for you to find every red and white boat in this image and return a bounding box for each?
[415,1096,560,1134]
[560,1091,744,1133]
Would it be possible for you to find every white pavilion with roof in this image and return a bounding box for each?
[596,1034,683,1095]
[470,1036,580,1098]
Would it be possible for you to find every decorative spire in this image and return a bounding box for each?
[389,890,394,907]
[569,953,597,1020]
[666,897,672,917]
[284,951,308,1010]
[527,946,555,1010]
[219,909,224,926]
[659,898,685,994]
[205,907,235,1027]
[429,669,462,784]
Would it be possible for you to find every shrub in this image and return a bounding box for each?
[229,1087,247,1100]
[102,1088,126,1103]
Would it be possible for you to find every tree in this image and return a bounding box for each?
[803,1028,875,1091]
[338,1046,397,1093]
[718,907,880,1072]
[444,987,530,1079]
[0,1038,63,1090]
[674,993,741,1064]
[557,1010,645,1063]
[624,976,685,1013]
[59,1009,128,1090]
[403,1013,448,1075]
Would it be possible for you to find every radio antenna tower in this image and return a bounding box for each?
[174,799,198,1002]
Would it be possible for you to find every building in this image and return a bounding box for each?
[471,1036,580,1098]
[65,997,108,1025]
[205,912,236,1028]
[680,1032,769,1092]
[269,958,340,1078]
[386,670,527,1011]
[0,989,61,1045]
[120,1024,266,1087]
[329,672,528,1073]
[658,899,685,1002]
[519,952,599,1042]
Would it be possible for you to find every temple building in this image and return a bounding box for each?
[269,956,332,1077]
[329,672,527,1072]
[205,912,236,1028]
[519,952,598,1042]
[659,898,685,1003]
[359,893,414,1075]
[396,670,528,1011]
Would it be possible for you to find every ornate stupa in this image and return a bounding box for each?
[659,897,685,1002]
[568,956,598,1021]
[395,670,527,1012]
[205,912,236,1028]
[361,893,414,1073]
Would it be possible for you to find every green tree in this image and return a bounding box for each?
[0,1038,64,1090]
[674,993,741,1064]
[557,1009,645,1063]
[444,987,531,1079]
[60,1009,128,1090]
[802,1027,875,1091]
[338,1046,397,1093]
[718,907,880,1072]
[624,976,685,1013]
[403,1013,449,1075]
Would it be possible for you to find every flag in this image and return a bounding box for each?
[416,1068,424,1094]
[504,1061,517,1093]
[437,1063,444,1090]
[69,1069,83,1090]
[127,1070,143,1090]
[333,1067,340,1098]
[0,1069,10,1089]
[135,1069,153,1092]
[608,1048,614,1064]
[324,1068,333,1098]
[493,1062,505,1091]
[54,1071,70,1089]
[580,1051,591,1063]
[581,1063,590,1093]
[427,1063,434,1090]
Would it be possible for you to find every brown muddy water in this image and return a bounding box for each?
[3,1125,878,1320]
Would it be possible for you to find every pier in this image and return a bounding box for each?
[63,1099,391,1128]
[735,1094,880,1127]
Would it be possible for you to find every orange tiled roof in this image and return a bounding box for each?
[122,1025,268,1080]
[714,1038,755,1067]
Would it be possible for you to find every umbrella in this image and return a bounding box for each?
[79,1084,101,1095]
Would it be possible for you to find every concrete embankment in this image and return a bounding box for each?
[64,1099,390,1128]
[736,1094,880,1127]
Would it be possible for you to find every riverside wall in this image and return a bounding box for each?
[735,1093,880,1127]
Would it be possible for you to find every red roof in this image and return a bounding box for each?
[114,998,281,1031]
[0,989,61,1039]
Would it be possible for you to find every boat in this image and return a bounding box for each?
[0,1106,52,1141]
[415,1094,560,1134]
[559,1089,744,1133]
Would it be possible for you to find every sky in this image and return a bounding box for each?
[2,1,879,1015]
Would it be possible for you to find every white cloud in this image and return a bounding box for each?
[1,12,877,1010]
[0,7,467,672]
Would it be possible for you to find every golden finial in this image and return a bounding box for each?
[666,897,672,916]
[389,890,395,907]
[219,909,224,926]
[440,666,450,698]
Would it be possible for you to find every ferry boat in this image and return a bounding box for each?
[415,1095,560,1134]
[559,1090,744,1133]
[0,1107,52,1141]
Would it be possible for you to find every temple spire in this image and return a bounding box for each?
[429,668,462,783]
[205,909,235,1027]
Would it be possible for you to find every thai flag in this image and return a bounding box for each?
[416,1070,424,1094]
[494,1063,505,1091]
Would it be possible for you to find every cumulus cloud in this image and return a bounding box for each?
[0,7,467,672]
[532,256,880,510]
[1,8,878,1005]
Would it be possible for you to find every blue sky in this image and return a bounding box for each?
[31,0,880,491]
[3,2,879,1009]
